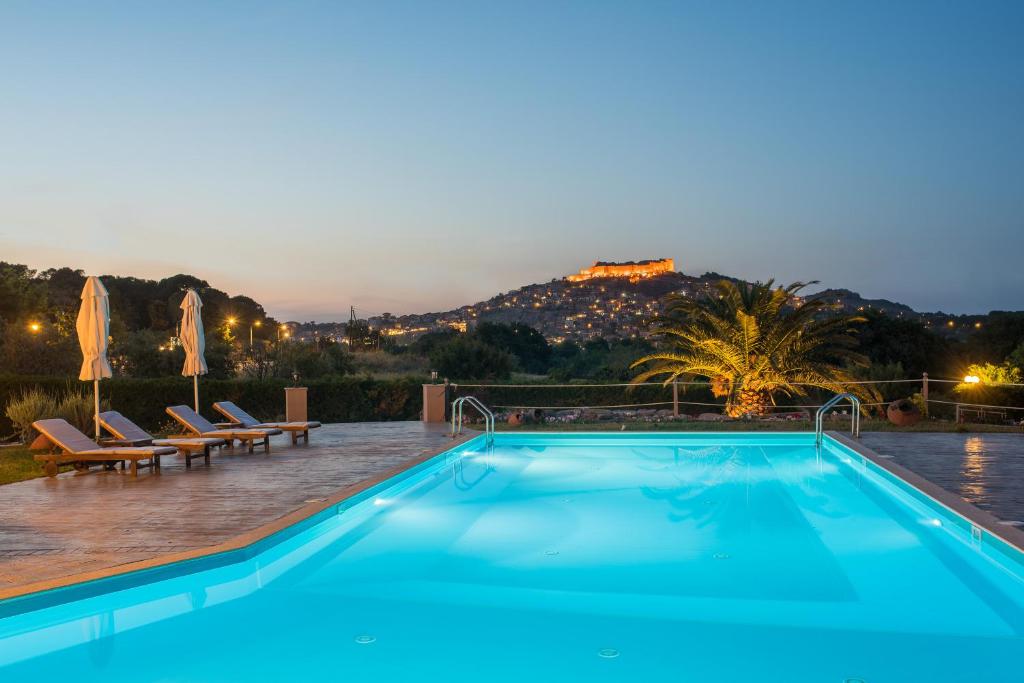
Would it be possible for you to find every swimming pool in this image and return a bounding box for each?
[1,433,1022,681]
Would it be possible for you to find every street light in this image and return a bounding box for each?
[250,320,262,346]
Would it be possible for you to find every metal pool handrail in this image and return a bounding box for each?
[451,395,495,444]
[815,393,861,445]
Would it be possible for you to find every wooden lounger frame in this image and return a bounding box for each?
[32,450,161,478]
[164,406,278,454]
[105,438,215,468]
[212,402,320,445]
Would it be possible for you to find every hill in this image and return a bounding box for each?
[338,263,991,343]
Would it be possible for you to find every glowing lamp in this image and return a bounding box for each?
[27,322,41,333]
[963,375,981,384]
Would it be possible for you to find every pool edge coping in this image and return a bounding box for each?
[0,433,478,606]
[828,431,1024,554]
[4,429,1022,611]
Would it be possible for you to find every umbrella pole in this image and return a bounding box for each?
[194,375,199,413]
[94,378,100,441]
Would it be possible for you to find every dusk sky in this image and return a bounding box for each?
[1,1,1022,321]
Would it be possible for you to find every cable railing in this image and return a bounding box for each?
[454,379,927,388]
[439,375,1024,428]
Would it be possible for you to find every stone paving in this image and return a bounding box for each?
[0,421,451,592]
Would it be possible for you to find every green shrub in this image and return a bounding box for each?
[2,384,113,441]
[55,388,111,435]
[4,386,57,443]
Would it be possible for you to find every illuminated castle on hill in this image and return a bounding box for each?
[567,258,675,283]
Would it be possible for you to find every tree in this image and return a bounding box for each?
[855,310,953,377]
[0,262,46,324]
[631,280,877,416]
[408,330,459,357]
[267,337,353,380]
[0,321,79,376]
[38,267,85,313]
[475,322,552,374]
[110,329,182,377]
[966,312,1024,364]
[1007,341,1024,371]
[550,337,653,381]
[345,319,380,349]
[429,336,513,380]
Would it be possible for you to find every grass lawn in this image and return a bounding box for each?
[0,446,55,486]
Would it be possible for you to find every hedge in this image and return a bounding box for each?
[0,375,424,436]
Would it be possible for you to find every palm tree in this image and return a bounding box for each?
[631,280,877,417]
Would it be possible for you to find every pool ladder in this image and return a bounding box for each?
[815,393,861,446]
[451,395,495,445]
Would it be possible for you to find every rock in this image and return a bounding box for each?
[697,412,729,422]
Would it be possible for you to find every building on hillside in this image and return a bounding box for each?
[567,258,675,283]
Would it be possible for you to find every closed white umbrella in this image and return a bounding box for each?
[77,276,113,441]
[180,289,208,412]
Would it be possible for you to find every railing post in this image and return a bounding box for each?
[672,380,679,417]
[922,372,929,417]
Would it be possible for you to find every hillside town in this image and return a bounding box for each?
[289,260,988,345]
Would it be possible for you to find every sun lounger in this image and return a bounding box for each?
[213,401,322,444]
[99,411,226,468]
[31,418,177,477]
[165,405,281,453]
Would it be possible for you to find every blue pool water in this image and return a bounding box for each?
[1,433,1023,682]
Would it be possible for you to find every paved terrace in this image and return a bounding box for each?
[0,422,451,594]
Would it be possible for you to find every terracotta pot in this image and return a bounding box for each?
[507,412,524,427]
[887,399,921,427]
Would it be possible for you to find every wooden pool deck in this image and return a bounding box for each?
[860,432,1024,525]
[0,422,453,596]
